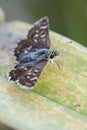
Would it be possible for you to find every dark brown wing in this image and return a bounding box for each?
[9,60,47,89]
[14,17,50,61]
[27,17,50,49]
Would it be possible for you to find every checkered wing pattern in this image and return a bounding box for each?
[8,17,51,89]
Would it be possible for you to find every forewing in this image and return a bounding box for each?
[27,17,50,49]
[14,17,50,61]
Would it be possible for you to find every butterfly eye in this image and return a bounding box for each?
[50,50,59,59]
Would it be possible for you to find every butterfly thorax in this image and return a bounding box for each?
[19,48,50,67]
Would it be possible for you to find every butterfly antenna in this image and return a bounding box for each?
[54,41,72,70]
[58,41,72,52]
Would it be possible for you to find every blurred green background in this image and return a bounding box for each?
[0,0,87,47]
[0,0,87,129]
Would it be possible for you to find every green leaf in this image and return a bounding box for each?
[0,7,5,24]
[0,21,87,130]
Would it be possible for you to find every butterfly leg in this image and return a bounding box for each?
[56,63,61,70]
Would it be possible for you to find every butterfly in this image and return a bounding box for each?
[8,17,59,89]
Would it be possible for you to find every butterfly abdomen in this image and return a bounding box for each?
[19,49,49,65]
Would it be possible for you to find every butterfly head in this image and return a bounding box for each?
[48,50,59,64]
[50,50,59,59]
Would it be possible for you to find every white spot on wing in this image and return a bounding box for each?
[28,46,32,50]
[34,34,39,38]
[33,73,36,76]
[34,38,38,43]
[27,72,31,75]
[34,69,39,72]
[8,74,11,80]
[17,81,34,89]
[35,30,39,33]
[7,74,14,83]
[27,76,30,79]
[40,25,47,29]
[40,33,46,38]
[30,77,38,81]
[24,67,28,70]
